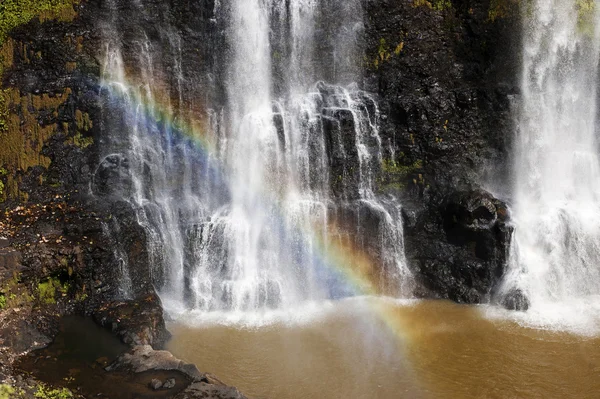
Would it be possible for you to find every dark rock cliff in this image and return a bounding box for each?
[364,0,520,303]
[0,0,177,391]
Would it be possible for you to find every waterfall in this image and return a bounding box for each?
[96,0,411,314]
[505,0,600,325]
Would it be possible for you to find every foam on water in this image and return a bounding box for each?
[164,295,419,329]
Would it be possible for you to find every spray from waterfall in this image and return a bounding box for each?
[96,0,412,313]
[505,0,600,328]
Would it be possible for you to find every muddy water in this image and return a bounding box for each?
[167,298,600,399]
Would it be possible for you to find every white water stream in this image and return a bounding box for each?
[504,0,600,330]
[97,0,411,313]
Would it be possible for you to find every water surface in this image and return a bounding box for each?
[168,298,600,399]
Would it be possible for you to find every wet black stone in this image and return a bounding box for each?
[501,289,530,312]
[365,0,520,304]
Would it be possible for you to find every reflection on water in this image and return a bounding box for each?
[167,298,600,399]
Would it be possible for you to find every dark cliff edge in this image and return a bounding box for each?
[0,0,521,396]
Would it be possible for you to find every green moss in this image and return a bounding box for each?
[0,0,78,46]
[488,0,519,22]
[0,90,7,133]
[0,166,6,200]
[37,275,71,305]
[67,132,94,149]
[413,0,453,11]
[372,38,405,69]
[34,385,73,399]
[382,158,423,175]
[378,158,424,192]
[0,294,6,310]
[0,384,15,399]
[75,291,88,302]
[38,280,57,304]
[0,0,79,133]
[0,1,78,197]
[576,0,595,37]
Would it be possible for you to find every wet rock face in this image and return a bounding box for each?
[92,154,132,197]
[93,292,171,348]
[406,190,513,303]
[443,190,511,261]
[0,0,174,380]
[501,288,530,312]
[365,1,520,302]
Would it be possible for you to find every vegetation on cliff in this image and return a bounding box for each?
[0,0,78,45]
[576,0,595,36]
[412,0,453,11]
[0,1,83,202]
[0,0,79,125]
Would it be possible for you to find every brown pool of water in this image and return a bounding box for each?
[167,298,600,399]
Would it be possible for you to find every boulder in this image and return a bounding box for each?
[150,379,163,390]
[93,293,171,348]
[173,382,247,399]
[107,345,248,399]
[406,189,513,303]
[163,378,176,389]
[501,288,530,311]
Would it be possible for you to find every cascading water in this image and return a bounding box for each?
[505,0,600,326]
[96,0,411,315]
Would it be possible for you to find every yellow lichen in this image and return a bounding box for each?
[65,61,77,72]
[576,0,595,36]
[0,88,71,200]
[0,0,80,135]
[412,0,453,11]
[488,0,519,22]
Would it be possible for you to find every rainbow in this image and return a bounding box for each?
[101,77,413,341]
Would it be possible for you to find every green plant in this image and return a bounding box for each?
[413,0,452,11]
[38,280,57,304]
[68,132,94,149]
[0,294,6,310]
[0,384,15,399]
[34,385,73,399]
[576,0,595,36]
[378,158,424,192]
[0,166,6,198]
[38,275,71,304]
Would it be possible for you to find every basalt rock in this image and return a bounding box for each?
[93,292,171,348]
[501,288,530,312]
[108,345,248,399]
[365,0,520,303]
[92,154,132,197]
[173,382,247,399]
[404,189,512,302]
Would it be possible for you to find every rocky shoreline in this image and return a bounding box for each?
[0,195,246,398]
